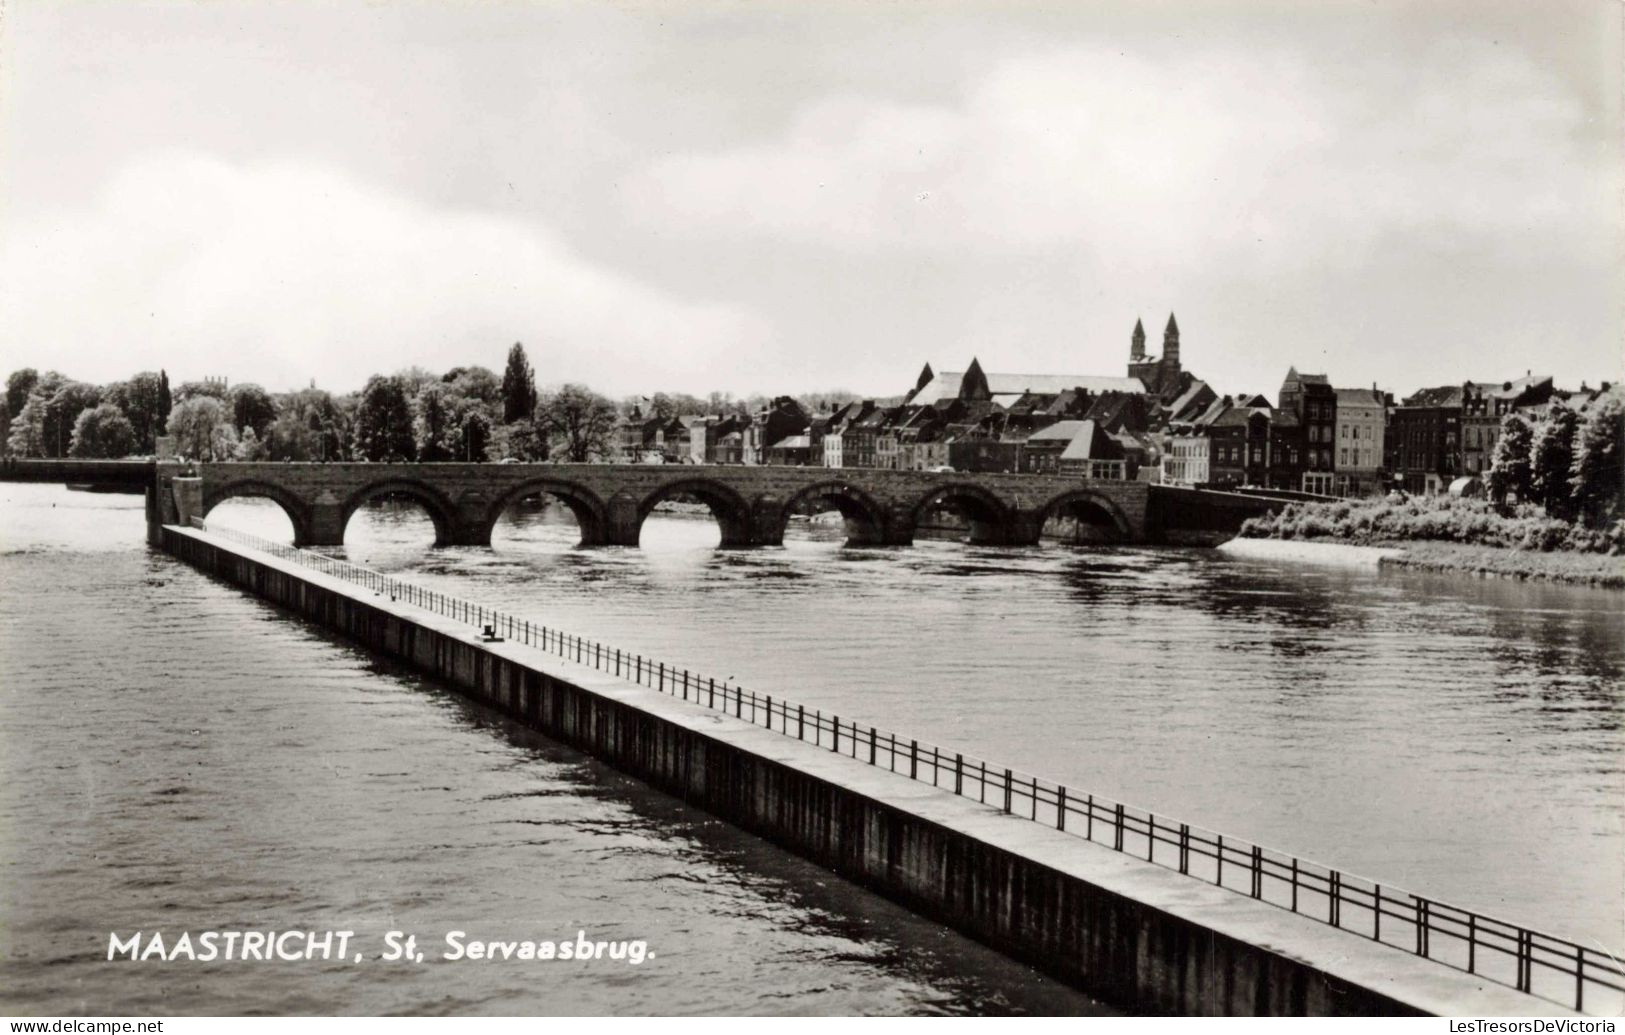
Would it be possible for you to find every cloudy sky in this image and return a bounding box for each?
[0,0,1619,399]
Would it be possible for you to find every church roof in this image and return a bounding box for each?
[910,370,1148,406]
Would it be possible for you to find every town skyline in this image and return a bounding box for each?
[1,1,1619,399]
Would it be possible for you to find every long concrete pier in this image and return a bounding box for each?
[159,523,1559,1016]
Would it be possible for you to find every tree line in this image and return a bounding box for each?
[1487,395,1623,529]
[1,343,624,464]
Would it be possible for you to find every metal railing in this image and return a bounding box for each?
[184,517,1624,1014]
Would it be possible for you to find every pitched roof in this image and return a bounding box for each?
[1166,379,1211,417]
[1335,387,1385,407]
[1027,420,1089,443]
[1058,420,1124,461]
[910,370,1148,405]
[1402,385,1466,408]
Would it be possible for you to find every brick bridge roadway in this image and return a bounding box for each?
[189,462,1280,548]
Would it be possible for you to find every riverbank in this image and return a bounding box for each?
[1223,535,1624,588]
[1237,496,1623,588]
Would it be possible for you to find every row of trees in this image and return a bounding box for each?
[1487,395,1623,528]
[2,343,625,464]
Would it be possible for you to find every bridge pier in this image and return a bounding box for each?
[302,501,347,548]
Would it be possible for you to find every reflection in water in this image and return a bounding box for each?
[0,485,1104,1015]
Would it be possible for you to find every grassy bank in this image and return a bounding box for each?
[1240,496,1624,588]
[1379,540,1624,588]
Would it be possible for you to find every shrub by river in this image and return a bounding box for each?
[1240,496,1625,587]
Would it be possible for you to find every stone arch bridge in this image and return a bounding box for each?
[166,462,1280,549]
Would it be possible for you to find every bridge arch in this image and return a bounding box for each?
[341,479,458,547]
[637,477,754,547]
[908,482,1015,545]
[1035,488,1132,544]
[201,480,312,544]
[483,478,610,547]
[774,481,890,546]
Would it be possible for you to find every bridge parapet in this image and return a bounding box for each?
[191,462,1156,548]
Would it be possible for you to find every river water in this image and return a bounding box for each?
[0,485,1104,1015]
[3,487,1621,1014]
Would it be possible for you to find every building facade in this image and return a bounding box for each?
[1333,387,1387,496]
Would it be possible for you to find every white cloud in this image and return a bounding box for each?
[0,153,769,393]
[625,39,1612,276]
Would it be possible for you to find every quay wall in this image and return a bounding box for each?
[159,525,1542,1017]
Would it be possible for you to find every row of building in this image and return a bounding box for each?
[614,316,1615,496]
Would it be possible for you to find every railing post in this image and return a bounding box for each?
[708,677,715,709]
[954,754,963,796]
[909,739,918,780]
[1250,845,1262,898]
[1290,857,1299,912]
[797,705,805,740]
[831,716,839,753]
[1374,884,1382,941]
[1415,898,1429,958]
[1178,824,1189,874]
[683,669,689,700]
[1575,949,1584,1012]
[1113,803,1125,851]
[1002,769,1012,814]
[1517,929,1531,992]
[659,662,664,692]
[1329,871,1341,927]
[869,727,877,765]
[1216,834,1224,886]
[1057,786,1066,831]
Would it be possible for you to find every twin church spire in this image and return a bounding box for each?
[1129,313,1177,363]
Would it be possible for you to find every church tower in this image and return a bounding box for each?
[1130,318,1146,362]
[1163,313,1180,369]
[959,357,991,402]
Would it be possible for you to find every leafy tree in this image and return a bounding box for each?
[173,379,229,403]
[501,342,538,423]
[210,421,240,461]
[352,375,417,462]
[1571,394,1624,527]
[1530,402,1580,521]
[168,397,232,460]
[157,370,172,435]
[42,382,102,458]
[414,383,457,461]
[497,420,549,461]
[1487,412,1533,503]
[107,371,167,452]
[538,384,620,462]
[5,369,39,418]
[7,395,46,457]
[265,406,319,461]
[232,426,265,461]
[458,409,492,462]
[441,365,502,406]
[229,383,278,440]
[69,404,137,458]
[394,366,440,397]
